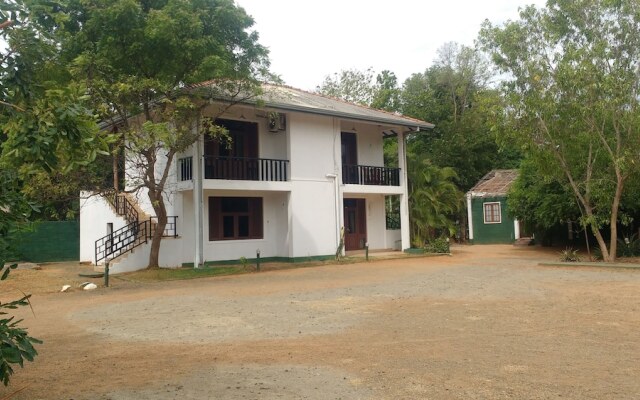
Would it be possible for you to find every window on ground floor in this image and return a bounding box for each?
[209,197,263,240]
[483,202,501,224]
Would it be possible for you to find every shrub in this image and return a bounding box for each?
[592,246,604,261]
[0,263,42,386]
[559,247,580,262]
[617,235,640,257]
[424,237,450,254]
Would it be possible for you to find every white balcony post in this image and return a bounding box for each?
[398,130,410,250]
[193,133,204,268]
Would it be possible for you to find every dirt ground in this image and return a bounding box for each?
[2,245,640,399]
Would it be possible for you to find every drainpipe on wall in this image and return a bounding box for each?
[326,173,341,252]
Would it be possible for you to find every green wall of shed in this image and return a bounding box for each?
[470,196,515,244]
[15,221,80,262]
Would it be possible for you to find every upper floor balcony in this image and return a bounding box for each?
[177,155,289,182]
[342,164,400,186]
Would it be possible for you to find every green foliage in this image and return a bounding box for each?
[424,237,450,254]
[316,68,377,105]
[559,247,580,262]
[409,160,462,246]
[0,263,42,386]
[479,0,640,261]
[371,70,401,112]
[316,68,402,112]
[616,235,640,258]
[401,43,520,192]
[507,158,580,231]
[0,170,42,387]
[1,1,111,173]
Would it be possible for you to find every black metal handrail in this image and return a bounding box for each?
[149,216,178,238]
[342,164,400,186]
[110,192,139,224]
[203,156,288,181]
[95,220,148,264]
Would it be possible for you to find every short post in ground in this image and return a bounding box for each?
[256,249,261,272]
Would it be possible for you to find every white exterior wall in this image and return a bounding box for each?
[289,113,339,179]
[385,230,402,250]
[109,238,184,273]
[79,192,128,264]
[352,123,384,167]
[364,194,386,249]
[289,181,336,257]
[201,190,289,261]
[287,112,339,257]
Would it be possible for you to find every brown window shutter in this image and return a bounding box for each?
[209,197,221,240]
[251,197,263,239]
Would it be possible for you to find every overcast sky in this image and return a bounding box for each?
[236,0,547,91]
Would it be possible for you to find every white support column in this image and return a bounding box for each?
[193,135,204,268]
[466,193,474,241]
[398,130,410,250]
[514,219,521,240]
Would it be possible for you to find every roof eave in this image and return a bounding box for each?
[229,97,434,130]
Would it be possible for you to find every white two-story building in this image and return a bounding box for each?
[80,84,433,272]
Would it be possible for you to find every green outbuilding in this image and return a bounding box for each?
[466,169,523,244]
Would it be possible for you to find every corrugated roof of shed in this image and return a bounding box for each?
[468,169,519,197]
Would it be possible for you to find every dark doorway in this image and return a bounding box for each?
[341,132,358,184]
[205,119,258,158]
[204,119,259,180]
[344,198,366,250]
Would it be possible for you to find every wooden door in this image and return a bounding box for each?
[341,132,358,184]
[344,198,366,250]
[204,119,258,179]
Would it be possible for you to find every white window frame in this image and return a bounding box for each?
[483,202,502,224]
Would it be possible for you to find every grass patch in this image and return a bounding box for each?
[114,252,425,283]
[116,266,246,282]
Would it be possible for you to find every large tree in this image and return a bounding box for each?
[480,0,640,261]
[56,0,271,268]
[1,0,111,386]
[400,43,518,192]
[316,68,377,105]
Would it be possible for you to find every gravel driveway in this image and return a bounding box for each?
[2,245,640,399]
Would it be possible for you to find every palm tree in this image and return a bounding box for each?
[409,159,463,247]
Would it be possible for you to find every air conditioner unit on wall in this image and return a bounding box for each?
[268,112,286,132]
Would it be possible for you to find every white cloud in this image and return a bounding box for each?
[237,0,547,90]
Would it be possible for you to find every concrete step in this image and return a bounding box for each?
[514,237,534,246]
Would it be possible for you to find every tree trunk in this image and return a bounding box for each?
[147,189,167,269]
[112,146,119,191]
[148,215,166,269]
[607,176,624,262]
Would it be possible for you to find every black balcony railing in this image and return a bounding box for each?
[342,164,400,186]
[178,156,193,181]
[204,156,289,182]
